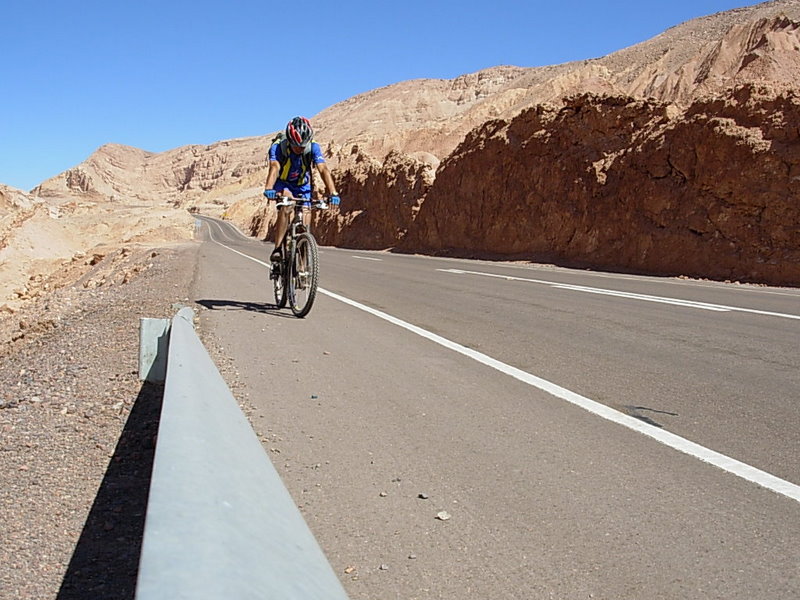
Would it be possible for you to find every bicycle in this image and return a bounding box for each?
[269,196,332,318]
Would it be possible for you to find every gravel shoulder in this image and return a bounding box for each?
[0,241,201,600]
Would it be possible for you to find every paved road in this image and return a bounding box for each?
[193,216,800,599]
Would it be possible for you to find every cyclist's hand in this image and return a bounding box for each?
[330,195,340,207]
[264,189,276,200]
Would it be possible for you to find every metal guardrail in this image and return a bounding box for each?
[135,307,349,600]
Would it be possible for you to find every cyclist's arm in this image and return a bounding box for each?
[316,161,338,197]
[264,160,280,191]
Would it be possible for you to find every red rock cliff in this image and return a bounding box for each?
[400,85,800,286]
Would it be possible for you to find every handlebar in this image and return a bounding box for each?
[273,196,335,210]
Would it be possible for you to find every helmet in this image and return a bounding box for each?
[286,116,313,148]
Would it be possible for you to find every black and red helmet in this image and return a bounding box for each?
[286,116,313,148]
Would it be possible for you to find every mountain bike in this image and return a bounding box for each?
[269,196,331,318]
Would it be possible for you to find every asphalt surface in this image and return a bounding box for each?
[193,216,800,600]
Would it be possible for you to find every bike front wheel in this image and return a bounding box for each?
[288,233,319,318]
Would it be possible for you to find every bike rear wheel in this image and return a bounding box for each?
[288,233,319,318]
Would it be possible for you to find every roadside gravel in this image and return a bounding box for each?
[0,241,202,600]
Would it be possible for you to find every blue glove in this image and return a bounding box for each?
[330,195,340,206]
[264,189,276,199]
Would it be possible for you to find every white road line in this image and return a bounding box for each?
[319,288,800,504]
[439,268,800,320]
[206,230,800,503]
[352,256,383,261]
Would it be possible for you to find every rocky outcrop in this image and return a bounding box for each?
[628,14,800,104]
[33,139,268,209]
[226,146,436,250]
[0,184,38,214]
[401,85,800,286]
[313,148,435,249]
[311,66,533,161]
[229,83,800,286]
[0,186,42,252]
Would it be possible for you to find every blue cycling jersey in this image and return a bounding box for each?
[269,141,325,194]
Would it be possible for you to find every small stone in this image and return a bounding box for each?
[436,511,451,521]
[418,493,429,499]
[408,554,417,560]
[344,566,356,574]
[379,491,388,497]
[379,564,389,571]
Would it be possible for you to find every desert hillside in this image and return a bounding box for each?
[2,0,800,311]
[0,183,194,313]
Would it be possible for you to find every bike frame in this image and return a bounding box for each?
[271,196,331,317]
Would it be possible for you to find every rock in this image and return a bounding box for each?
[402,86,800,286]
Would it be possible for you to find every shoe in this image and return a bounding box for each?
[270,248,282,262]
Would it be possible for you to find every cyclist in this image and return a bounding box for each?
[263,116,340,262]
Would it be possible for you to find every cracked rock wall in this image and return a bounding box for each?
[400,86,800,286]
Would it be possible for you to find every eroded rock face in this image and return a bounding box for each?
[402,86,800,286]
[313,148,435,249]
[225,146,436,250]
[32,139,268,208]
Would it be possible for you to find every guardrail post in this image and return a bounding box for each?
[135,307,350,599]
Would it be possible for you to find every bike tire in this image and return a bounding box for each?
[272,249,288,309]
[288,233,319,318]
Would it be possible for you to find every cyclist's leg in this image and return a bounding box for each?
[281,184,312,230]
[298,190,313,229]
[271,184,293,259]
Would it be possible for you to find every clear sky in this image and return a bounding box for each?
[1,0,761,191]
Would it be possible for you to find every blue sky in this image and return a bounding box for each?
[1,0,759,191]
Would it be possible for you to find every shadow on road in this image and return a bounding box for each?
[56,382,164,600]
[196,298,296,318]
